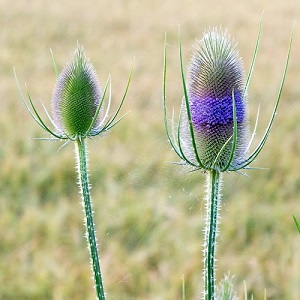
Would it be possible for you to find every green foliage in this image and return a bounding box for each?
[293,215,300,234]
[216,273,237,300]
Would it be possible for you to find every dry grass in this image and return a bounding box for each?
[1,0,300,299]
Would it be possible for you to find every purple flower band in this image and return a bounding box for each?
[190,91,245,130]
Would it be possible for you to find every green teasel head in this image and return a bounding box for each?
[15,44,133,142]
[163,23,293,173]
[51,46,102,138]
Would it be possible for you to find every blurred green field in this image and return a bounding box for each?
[1,0,300,299]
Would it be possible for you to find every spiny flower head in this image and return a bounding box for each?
[15,44,132,142]
[163,25,292,173]
[183,28,249,170]
[51,46,102,138]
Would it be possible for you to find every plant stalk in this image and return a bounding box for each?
[204,169,222,300]
[76,137,105,300]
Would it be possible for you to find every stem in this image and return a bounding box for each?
[203,170,222,300]
[75,138,105,300]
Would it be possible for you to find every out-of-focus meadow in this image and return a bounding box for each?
[1,0,300,299]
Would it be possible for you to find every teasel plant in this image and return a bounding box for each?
[163,23,293,299]
[15,45,133,300]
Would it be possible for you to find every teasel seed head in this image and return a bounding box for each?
[163,23,293,172]
[51,45,102,138]
[181,28,249,170]
[15,44,132,143]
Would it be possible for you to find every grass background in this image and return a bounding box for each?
[1,0,300,299]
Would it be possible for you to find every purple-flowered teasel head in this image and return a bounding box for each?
[181,29,249,171]
[163,24,293,173]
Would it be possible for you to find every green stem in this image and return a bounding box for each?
[76,138,105,300]
[204,170,222,300]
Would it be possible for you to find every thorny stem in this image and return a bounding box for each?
[204,170,222,300]
[76,138,105,300]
